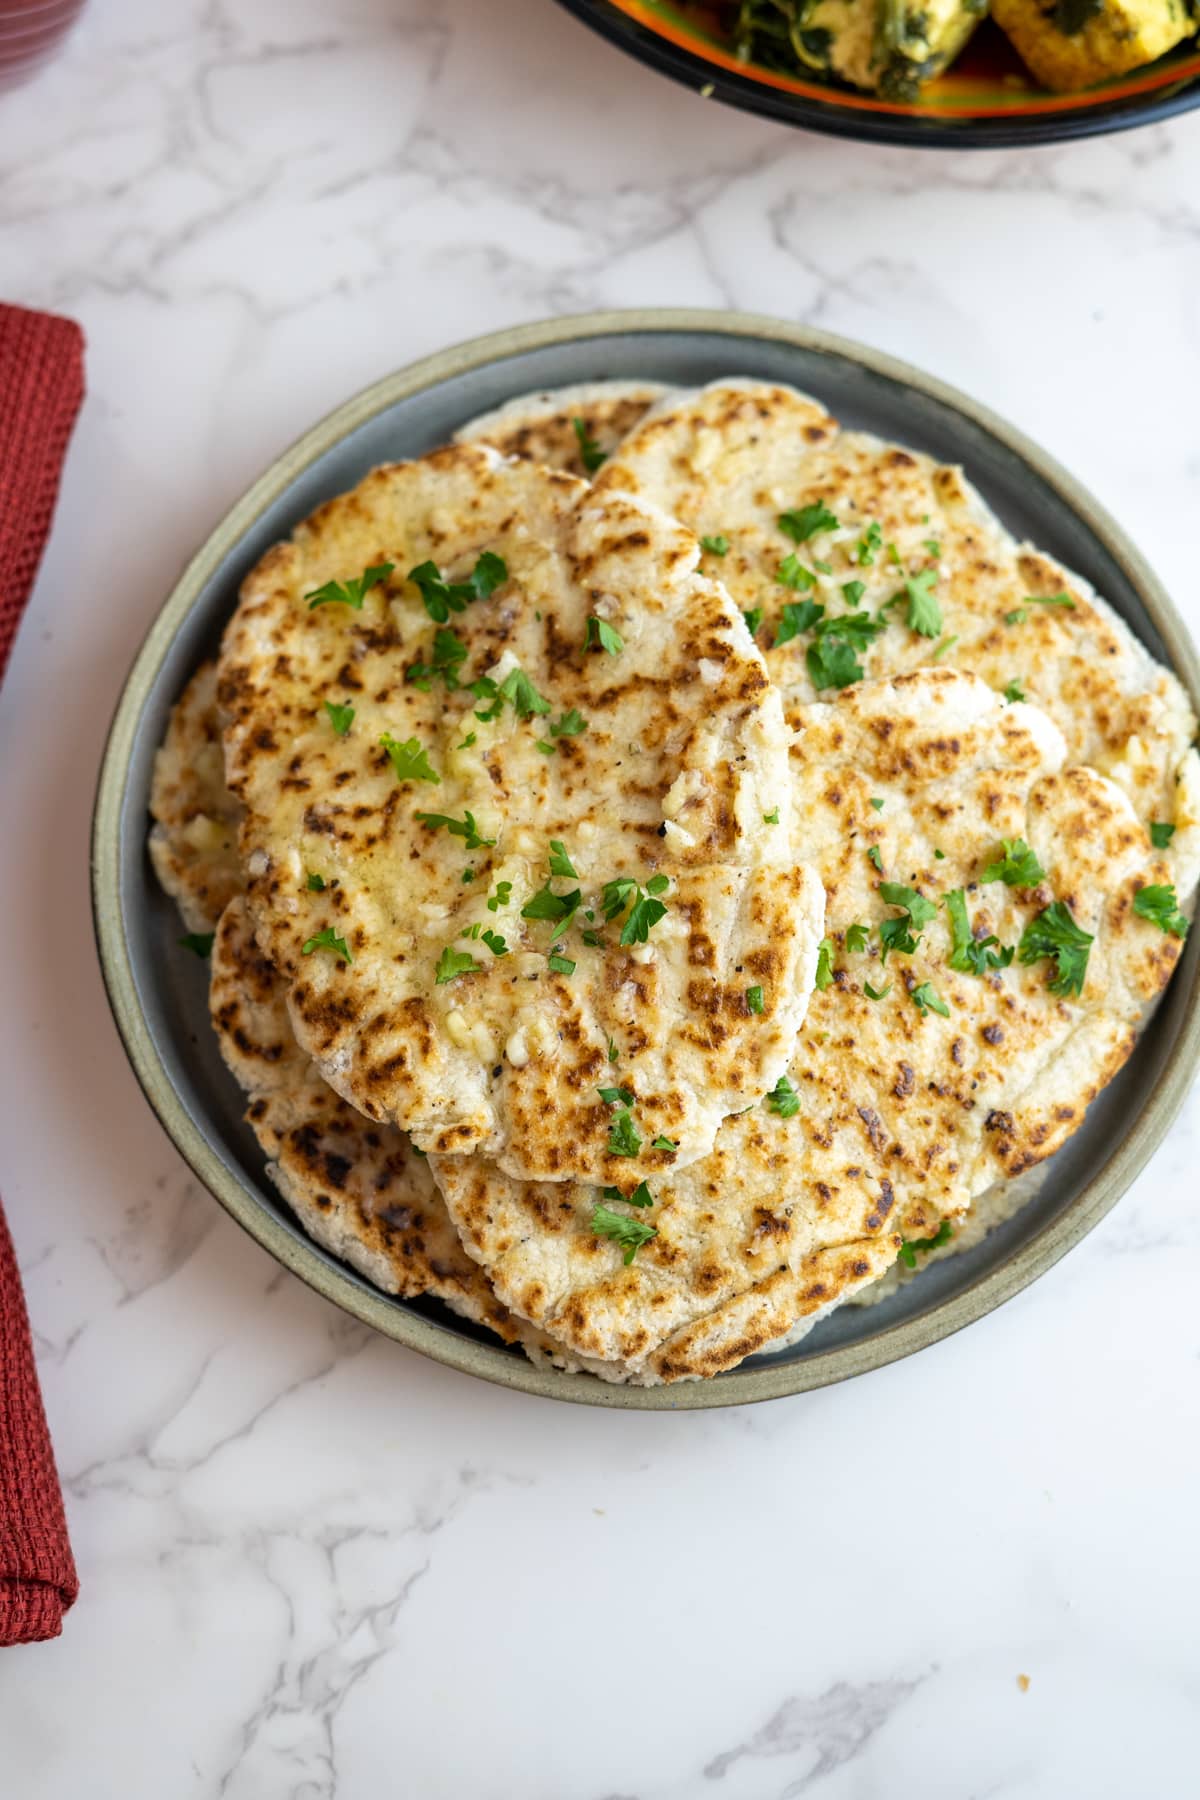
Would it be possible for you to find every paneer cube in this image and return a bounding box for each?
[991,0,1195,91]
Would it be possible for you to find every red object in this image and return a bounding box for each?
[0,299,84,1646]
[0,1,87,89]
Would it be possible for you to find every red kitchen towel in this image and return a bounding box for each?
[0,300,84,1645]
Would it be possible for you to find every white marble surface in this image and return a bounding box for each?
[2,1,1199,1793]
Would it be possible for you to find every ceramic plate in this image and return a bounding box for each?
[92,310,1200,1408]
[556,0,1200,148]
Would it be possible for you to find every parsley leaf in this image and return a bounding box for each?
[603,1181,655,1209]
[607,1036,619,1063]
[487,879,512,913]
[1006,607,1028,625]
[911,981,950,1018]
[179,932,214,958]
[841,579,866,606]
[1027,591,1076,609]
[898,1220,953,1268]
[306,873,326,892]
[601,875,669,946]
[407,553,506,623]
[302,927,352,964]
[305,562,393,611]
[1150,821,1176,850]
[932,634,958,663]
[844,923,870,953]
[380,733,439,784]
[413,809,495,850]
[499,665,551,720]
[806,638,864,691]
[776,553,817,592]
[854,522,883,567]
[700,533,730,556]
[322,699,356,735]
[945,889,1014,976]
[550,708,588,739]
[812,610,886,654]
[585,615,624,656]
[548,952,576,974]
[814,938,835,991]
[779,502,839,542]
[590,1203,656,1264]
[406,627,468,692]
[573,417,606,473]
[521,883,582,942]
[746,984,765,1014]
[903,569,942,638]
[870,797,885,812]
[480,928,509,958]
[981,837,1046,888]
[598,1085,635,1107]
[864,980,891,1001]
[1133,883,1189,938]
[867,846,883,873]
[1003,679,1026,703]
[775,599,825,646]
[607,1109,642,1157]
[743,607,764,636]
[1017,901,1094,996]
[651,1136,677,1152]
[548,840,578,878]
[878,881,937,962]
[766,1074,800,1118]
[434,945,480,984]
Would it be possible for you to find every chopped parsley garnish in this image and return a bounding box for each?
[407,552,507,623]
[813,610,886,654]
[743,607,764,636]
[607,1109,642,1157]
[911,982,950,1018]
[548,952,577,974]
[550,708,588,739]
[480,928,509,958]
[548,840,578,879]
[854,521,883,566]
[1005,608,1028,626]
[844,923,870,953]
[323,699,356,735]
[746,985,765,1014]
[306,872,326,892]
[380,733,439,784]
[305,561,393,611]
[598,1085,635,1107]
[521,883,582,942]
[864,980,891,1001]
[981,837,1046,888]
[302,927,352,965]
[932,634,958,663]
[1027,591,1076,609]
[601,873,670,946]
[462,867,476,884]
[841,580,866,607]
[573,416,606,473]
[700,533,730,556]
[1132,883,1189,938]
[766,1074,800,1118]
[945,889,1014,976]
[487,879,513,913]
[1150,821,1176,850]
[585,615,624,656]
[1003,679,1026,703]
[603,1181,654,1209]
[878,882,937,961]
[775,599,825,646]
[923,539,942,559]
[1017,901,1094,997]
[434,945,480,984]
[807,638,865,691]
[414,809,495,850]
[867,845,883,872]
[469,664,551,723]
[763,806,780,825]
[536,740,556,755]
[870,797,885,812]
[934,849,945,860]
[651,1136,677,1152]
[898,1220,953,1268]
[814,938,835,991]
[903,569,942,638]
[887,543,902,567]
[406,628,469,692]
[590,1203,656,1264]
[457,731,477,750]
[607,1035,619,1063]
[179,932,214,958]
[779,502,839,542]
[776,553,817,592]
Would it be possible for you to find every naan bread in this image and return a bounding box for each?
[595,379,1200,897]
[218,443,824,1184]
[148,660,242,933]
[455,381,666,479]
[433,671,1185,1380]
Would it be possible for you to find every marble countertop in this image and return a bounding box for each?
[2,2,1198,1793]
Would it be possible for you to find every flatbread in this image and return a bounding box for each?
[432,671,1185,1380]
[594,378,1200,897]
[148,660,242,933]
[455,380,667,479]
[218,442,824,1184]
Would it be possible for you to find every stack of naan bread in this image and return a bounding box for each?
[150,378,1199,1384]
